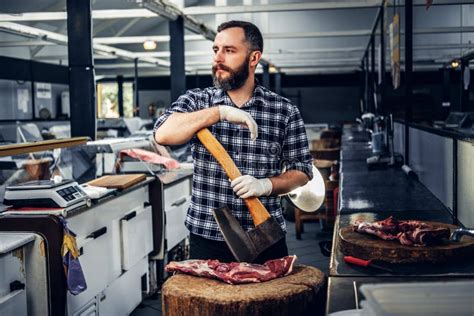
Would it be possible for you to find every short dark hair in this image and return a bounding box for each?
[217,20,263,53]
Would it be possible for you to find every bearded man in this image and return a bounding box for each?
[154,21,313,263]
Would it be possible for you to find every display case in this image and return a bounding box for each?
[0,138,156,316]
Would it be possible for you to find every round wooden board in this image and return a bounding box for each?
[339,222,474,264]
[162,265,325,316]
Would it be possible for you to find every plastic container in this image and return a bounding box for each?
[359,281,474,316]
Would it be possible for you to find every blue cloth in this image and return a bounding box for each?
[63,251,87,295]
[154,85,313,241]
[60,217,87,295]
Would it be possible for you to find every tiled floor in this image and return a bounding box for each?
[131,220,332,316]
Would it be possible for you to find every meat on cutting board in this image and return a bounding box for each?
[353,216,450,246]
[165,255,297,284]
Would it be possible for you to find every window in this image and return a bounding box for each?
[123,82,134,117]
[97,82,134,118]
[97,82,118,118]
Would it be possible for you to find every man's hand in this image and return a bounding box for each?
[230,175,272,199]
[219,106,258,140]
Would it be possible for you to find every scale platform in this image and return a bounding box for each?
[4,179,89,209]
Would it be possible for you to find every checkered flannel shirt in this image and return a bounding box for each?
[154,85,313,241]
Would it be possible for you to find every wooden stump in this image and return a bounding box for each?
[162,265,326,316]
[340,222,474,263]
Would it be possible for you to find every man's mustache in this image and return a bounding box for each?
[212,64,232,73]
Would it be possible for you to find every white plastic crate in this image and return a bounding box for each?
[359,281,474,316]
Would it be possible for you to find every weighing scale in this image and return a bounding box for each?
[4,179,89,209]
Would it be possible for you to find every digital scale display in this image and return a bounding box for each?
[56,186,84,202]
[4,179,89,209]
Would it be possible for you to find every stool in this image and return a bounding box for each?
[320,129,342,139]
[311,138,340,150]
[310,148,340,161]
[313,159,335,180]
[162,265,326,316]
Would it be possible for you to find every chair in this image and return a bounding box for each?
[294,131,341,239]
[311,148,340,161]
[311,138,340,151]
[294,179,339,240]
[320,129,342,139]
[311,135,341,161]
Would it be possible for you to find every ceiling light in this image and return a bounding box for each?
[451,60,460,69]
[143,40,157,50]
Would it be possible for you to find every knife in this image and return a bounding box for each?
[344,256,393,273]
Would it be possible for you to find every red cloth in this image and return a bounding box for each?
[120,148,180,169]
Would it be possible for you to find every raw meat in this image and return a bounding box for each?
[120,148,180,169]
[353,216,450,247]
[165,255,297,284]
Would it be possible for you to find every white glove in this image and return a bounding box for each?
[230,175,272,199]
[219,106,258,141]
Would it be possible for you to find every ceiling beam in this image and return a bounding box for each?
[3,28,472,48]
[3,42,474,54]
[182,1,381,15]
[89,26,474,44]
[93,34,203,44]
[183,0,474,16]
[91,31,368,44]
[0,9,157,22]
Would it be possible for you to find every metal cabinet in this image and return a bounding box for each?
[66,185,153,316]
[0,232,48,316]
[148,171,192,291]
[163,179,191,251]
[121,205,153,270]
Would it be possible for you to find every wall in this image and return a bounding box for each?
[138,90,171,119]
[132,69,471,126]
[283,86,360,124]
[394,122,474,227]
[408,127,454,210]
[132,73,361,125]
[0,56,69,122]
[0,79,33,120]
[457,140,474,227]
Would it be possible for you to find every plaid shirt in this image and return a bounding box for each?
[154,85,313,241]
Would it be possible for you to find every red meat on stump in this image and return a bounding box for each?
[162,259,325,316]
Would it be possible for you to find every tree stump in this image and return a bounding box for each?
[162,265,326,316]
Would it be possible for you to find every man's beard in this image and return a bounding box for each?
[212,55,250,91]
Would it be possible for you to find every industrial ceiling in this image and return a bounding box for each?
[1,0,474,78]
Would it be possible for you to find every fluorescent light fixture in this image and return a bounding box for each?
[143,39,157,50]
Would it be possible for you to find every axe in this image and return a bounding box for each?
[196,128,285,263]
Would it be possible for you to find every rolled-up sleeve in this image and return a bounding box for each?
[153,90,199,138]
[282,106,313,180]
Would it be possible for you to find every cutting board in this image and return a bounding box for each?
[339,222,474,264]
[88,174,146,190]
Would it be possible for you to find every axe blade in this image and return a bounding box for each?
[212,206,258,263]
[246,216,286,254]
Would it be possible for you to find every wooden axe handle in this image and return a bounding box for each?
[197,128,271,226]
